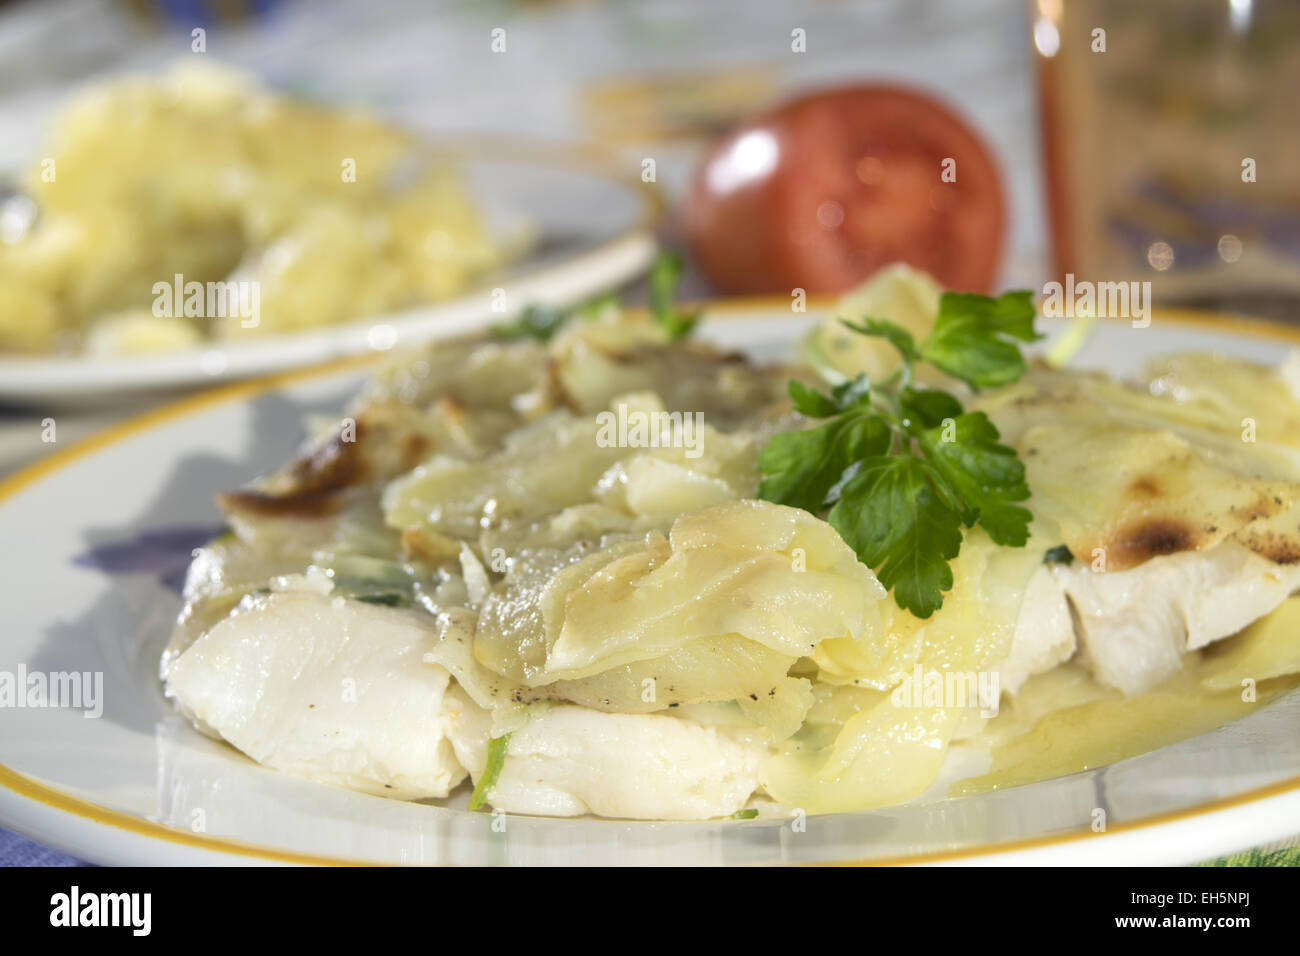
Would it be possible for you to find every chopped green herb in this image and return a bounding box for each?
[491,288,629,343]
[573,291,621,320]
[730,808,759,820]
[490,303,570,343]
[490,249,695,345]
[352,592,407,607]
[1044,545,1074,565]
[467,733,511,811]
[759,290,1038,618]
[323,557,419,607]
[648,250,700,342]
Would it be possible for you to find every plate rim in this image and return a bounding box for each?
[3,759,1299,867]
[4,300,1300,866]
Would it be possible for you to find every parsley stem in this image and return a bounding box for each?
[468,733,511,811]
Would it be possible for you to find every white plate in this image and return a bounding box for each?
[2,304,1299,866]
[0,139,659,407]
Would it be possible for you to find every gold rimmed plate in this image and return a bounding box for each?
[0,303,1298,865]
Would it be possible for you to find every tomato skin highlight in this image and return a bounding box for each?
[686,85,1007,296]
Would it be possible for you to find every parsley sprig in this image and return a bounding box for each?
[758,290,1040,618]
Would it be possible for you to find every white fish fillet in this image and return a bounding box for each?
[165,586,468,800]
[448,697,769,820]
[1053,541,1300,695]
[1001,565,1077,694]
[1002,543,1300,697]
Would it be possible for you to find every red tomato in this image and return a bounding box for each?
[686,85,1006,295]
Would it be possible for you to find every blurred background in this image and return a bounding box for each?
[0,0,1289,325]
[0,0,1044,301]
[0,0,1297,447]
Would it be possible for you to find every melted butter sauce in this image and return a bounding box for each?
[952,597,1300,796]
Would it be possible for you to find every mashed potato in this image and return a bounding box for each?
[0,63,502,355]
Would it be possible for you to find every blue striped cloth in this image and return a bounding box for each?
[0,827,84,867]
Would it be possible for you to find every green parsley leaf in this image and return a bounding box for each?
[829,373,872,411]
[788,379,842,419]
[828,456,963,618]
[899,385,963,430]
[649,250,700,342]
[841,318,921,364]
[919,290,1040,388]
[758,411,890,513]
[916,411,1032,546]
[786,374,874,419]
